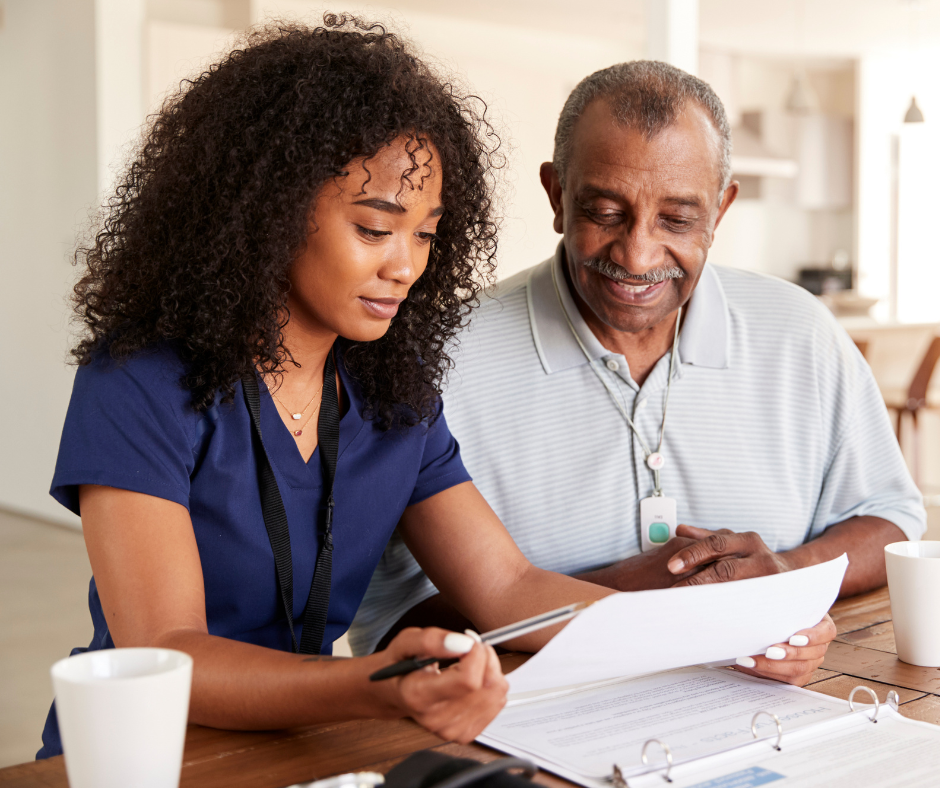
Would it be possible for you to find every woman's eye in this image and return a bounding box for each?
[357,225,391,239]
[416,232,438,243]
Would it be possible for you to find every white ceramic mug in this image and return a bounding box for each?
[885,541,940,667]
[51,648,193,788]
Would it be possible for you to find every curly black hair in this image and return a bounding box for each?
[71,14,500,428]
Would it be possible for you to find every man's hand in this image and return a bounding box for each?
[577,536,708,592]
[667,525,792,587]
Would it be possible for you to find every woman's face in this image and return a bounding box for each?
[287,136,444,343]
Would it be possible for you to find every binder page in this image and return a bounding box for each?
[506,554,847,694]
[479,666,846,782]
[628,708,940,788]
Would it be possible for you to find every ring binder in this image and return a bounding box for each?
[640,739,673,783]
[750,710,783,751]
[494,671,925,788]
[849,685,881,722]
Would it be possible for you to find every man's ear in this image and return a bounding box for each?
[712,180,739,236]
[539,162,565,235]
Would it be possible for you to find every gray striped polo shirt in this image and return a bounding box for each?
[347,246,925,655]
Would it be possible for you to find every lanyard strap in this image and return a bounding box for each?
[550,261,680,496]
[242,350,339,655]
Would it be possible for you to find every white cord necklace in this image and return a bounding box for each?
[550,260,681,498]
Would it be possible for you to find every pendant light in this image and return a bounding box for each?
[904,97,925,123]
[903,0,925,123]
[786,0,818,115]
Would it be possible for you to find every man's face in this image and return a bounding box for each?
[541,99,737,335]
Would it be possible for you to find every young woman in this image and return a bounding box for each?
[39,16,834,758]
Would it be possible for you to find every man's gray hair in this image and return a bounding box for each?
[553,60,732,192]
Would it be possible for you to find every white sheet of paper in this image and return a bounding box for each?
[506,554,848,695]
[628,709,940,788]
[481,667,847,782]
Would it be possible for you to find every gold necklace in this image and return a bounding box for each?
[287,400,321,437]
[270,380,324,421]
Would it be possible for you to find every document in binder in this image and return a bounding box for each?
[479,555,940,787]
[505,554,849,696]
[480,667,940,788]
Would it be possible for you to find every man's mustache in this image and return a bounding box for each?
[583,257,684,284]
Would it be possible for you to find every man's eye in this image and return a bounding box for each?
[585,208,621,224]
[663,217,694,231]
[357,226,391,239]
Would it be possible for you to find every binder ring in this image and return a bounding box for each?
[887,690,900,712]
[750,711,783,751]
[640,739,673,783]
[849,686,881,722]
[611,764,629,788]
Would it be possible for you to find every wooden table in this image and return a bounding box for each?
[4,586,940,788]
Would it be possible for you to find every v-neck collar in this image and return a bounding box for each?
[256,353,366,490]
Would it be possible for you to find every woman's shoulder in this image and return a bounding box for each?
[72,344,202,428]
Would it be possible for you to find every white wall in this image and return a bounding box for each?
[0,0,99,527]
[857,47,940,323]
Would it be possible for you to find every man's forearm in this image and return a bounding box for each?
[781,516,907,598]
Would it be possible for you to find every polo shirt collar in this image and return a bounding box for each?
[527,243,730,375]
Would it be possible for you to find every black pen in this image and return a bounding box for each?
[368,601,594,681]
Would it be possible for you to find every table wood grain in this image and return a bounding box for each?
[5,585,939,787]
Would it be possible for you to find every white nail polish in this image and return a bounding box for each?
[765,646,787,660]
[443,632,475,654]
[789,635,809,647]
[464,629,483,644]
[736,656,756,668]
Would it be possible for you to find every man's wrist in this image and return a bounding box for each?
[776,547,810,573]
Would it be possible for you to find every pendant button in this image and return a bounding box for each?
[646,452,665,471]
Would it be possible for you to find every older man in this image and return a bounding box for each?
[348,61,924,656]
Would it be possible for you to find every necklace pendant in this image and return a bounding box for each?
[294,429,303,437]
[291,413,302,420]
[646,452,665,471]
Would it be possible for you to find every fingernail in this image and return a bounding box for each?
[443,633,475,654]
[668,559,685,572]
[464,629,483,644]
[736,656,757,668]
[765,646,787,660]
[789,635,809,647]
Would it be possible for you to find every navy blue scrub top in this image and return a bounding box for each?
[38,345,471,758]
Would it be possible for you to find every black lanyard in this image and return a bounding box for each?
[241,350,339,655]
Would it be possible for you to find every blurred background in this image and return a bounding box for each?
[2,0,940,767]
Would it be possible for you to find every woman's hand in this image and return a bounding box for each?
[373,627,509,743]
[732,615,836,687]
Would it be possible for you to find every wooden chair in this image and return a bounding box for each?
[883,335,940,487]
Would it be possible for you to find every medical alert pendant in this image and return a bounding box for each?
[640,495,677,552]
[646,452,665,471]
